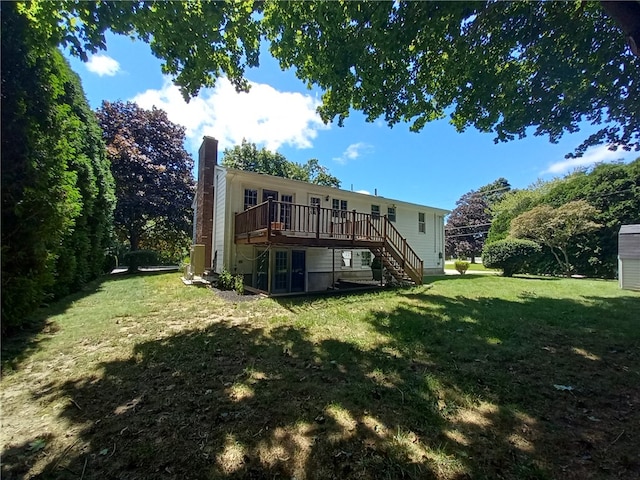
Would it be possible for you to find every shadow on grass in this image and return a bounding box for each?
[1,270,179,375]
[2,287,639,479]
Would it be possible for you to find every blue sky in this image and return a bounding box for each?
[66,33,637,211]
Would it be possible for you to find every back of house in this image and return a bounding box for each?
[193,136,449,295]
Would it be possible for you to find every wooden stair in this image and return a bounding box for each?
[370,218,423,285]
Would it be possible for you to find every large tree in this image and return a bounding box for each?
[510,200,601,277]
[96,101,195,256]
[2,3,115,331]
[486,184,550,244]
[445,178,510,262]
[16,1,640,156]
[222,140,341,187]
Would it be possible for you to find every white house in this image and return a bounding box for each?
[619,224,640,291]
[193,137,448,295]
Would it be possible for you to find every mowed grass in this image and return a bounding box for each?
[1,273,639,480]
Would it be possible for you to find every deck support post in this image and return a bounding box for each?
[267,247,273,295]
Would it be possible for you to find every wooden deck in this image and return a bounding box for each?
[235,199,424,284]
[234,199,386,247]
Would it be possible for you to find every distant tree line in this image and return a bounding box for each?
[487,159,640,278]
[447,159,640,278]
[222,140,341,188]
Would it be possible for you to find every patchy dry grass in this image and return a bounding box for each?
[1,273,639,480]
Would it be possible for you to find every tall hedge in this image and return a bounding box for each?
[1,4,115,332]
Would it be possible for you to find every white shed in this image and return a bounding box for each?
[619,224,640,291]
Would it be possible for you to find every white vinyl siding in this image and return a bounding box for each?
[223,168,448,278]
[214,168,227,272]
[620,258,640,291]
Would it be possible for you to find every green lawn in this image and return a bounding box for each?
[2,273,639,480]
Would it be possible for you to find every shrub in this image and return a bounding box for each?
[123,250,161,273]
[217,269,245,294]
[234,275,245,295]
[454,260,470,275]
[483,239,541,277]
[217,268,234,290]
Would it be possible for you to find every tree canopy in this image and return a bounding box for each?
[16,1,640,156]
[510,200,601,277]
[96,101,195,258]
[2,3,115,331]
[445,178,510,261]
[486,159,640,277]
[222,140,341,188]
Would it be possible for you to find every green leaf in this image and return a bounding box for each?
[28,439,46,452]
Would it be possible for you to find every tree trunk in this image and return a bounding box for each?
[128,229,140,273]
[129,229,140,251]
[548,246,566,277]
[560,247,573,278]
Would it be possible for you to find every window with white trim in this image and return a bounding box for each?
[244,189,257,210]
[332,199,348,218]
[418,212,426,233]
[387,206,396,222]
[281,194,293,228]
[371,205,380,219]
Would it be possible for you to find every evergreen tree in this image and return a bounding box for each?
[1,4,115,331]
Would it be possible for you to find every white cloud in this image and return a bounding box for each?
[131,77,328,152]
[333,142,374,165]
[86,54,121,76]
[356,189,371,195]
[543,145,628,175]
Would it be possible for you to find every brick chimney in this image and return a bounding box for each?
[195,136,218,269]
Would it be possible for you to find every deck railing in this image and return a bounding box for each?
[235,199,386,242]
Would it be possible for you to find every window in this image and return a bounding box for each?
[332,199,348,218]
[361,251,372,267]
[309,196,321,213]
[418,212,426,233]
[274,251,288,291]
[281,194,293,228]
[371,205,380,219]
[244,189,257,210]
[387,206,396,222]
[341,250,352,267]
